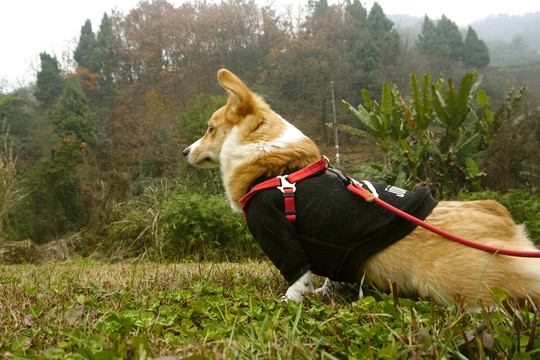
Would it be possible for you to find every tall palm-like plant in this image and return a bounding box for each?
[333,71,493,197]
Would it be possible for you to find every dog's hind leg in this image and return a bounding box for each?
[282,271,314,302]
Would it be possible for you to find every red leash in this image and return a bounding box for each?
[347,181,540,258]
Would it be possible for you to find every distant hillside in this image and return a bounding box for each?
[389,12,540,48]
[471,12,540,68]
[471,12,540,50]
[389,12,540,68]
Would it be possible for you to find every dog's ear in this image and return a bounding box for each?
[218,69,255,122]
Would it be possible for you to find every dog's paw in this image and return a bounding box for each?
[282,271,314,302]
[281,290,303,302]
[313,278,339,297]
[314,278,359,298]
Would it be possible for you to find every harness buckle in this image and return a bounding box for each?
[277,175,296,193]
[324,161,352,185]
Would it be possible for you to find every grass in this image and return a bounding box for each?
[1,261,539,359]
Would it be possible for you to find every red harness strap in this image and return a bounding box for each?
[239,157,329,223]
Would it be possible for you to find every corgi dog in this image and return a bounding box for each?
[183,69,540,308]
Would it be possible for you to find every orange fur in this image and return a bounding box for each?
[185,69,540,308]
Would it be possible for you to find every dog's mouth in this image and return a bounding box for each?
[184,146,217,168]
[194,156,219,169]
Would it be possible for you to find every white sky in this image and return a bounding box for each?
[2,0,539,90]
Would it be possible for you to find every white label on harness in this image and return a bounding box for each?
[385,185,407,198]
[359,180,379,198]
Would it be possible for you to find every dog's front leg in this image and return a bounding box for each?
[282,271,314,302]
[314,278,359,297]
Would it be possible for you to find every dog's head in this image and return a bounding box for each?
[183,69,320,210]
[183,69,263,168]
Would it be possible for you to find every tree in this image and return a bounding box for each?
[417,16,437,54]
[437,16,463,60]
[417,15,464,60]
[19,141,86,243]
[345,0,367,30]
[48,77,97,146]
[280,2,351,142]
[96,13,117,93]
[34,52,65,108]
[463,27,490,67]
[350,32,383,95]
[308,0,329,18]
[367,2,394,36]
[346,2,399,98]
[96,14,114,70]
[18,78,96,243]
[366,3,400,74]
[74,20,99,73]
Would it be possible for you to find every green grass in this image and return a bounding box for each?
[1,261,539,359]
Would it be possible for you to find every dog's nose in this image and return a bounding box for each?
[182,147,190,158]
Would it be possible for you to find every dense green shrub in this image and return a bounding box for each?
[107,181,261,261]
[157,189,257,261]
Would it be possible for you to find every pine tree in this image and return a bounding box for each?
[417,16,437,54]
[437,16,463,60]
[367,2,394,36]
[418,15,466,61]
[74,20,99,73]
[49,77,97,146]
[96,13,116,83]
[351,31,382,94]
[464,27,490,67]
[344,0,367,55]
[345,0,367,28]
[367,2,399,68]
[34,52,65,108]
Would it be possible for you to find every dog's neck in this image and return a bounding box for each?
[219,110,321,211]
[222,142,321,211]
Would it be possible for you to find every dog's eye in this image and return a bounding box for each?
[208,125,214,134]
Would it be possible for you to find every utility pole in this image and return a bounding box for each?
[330,81,340,163]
